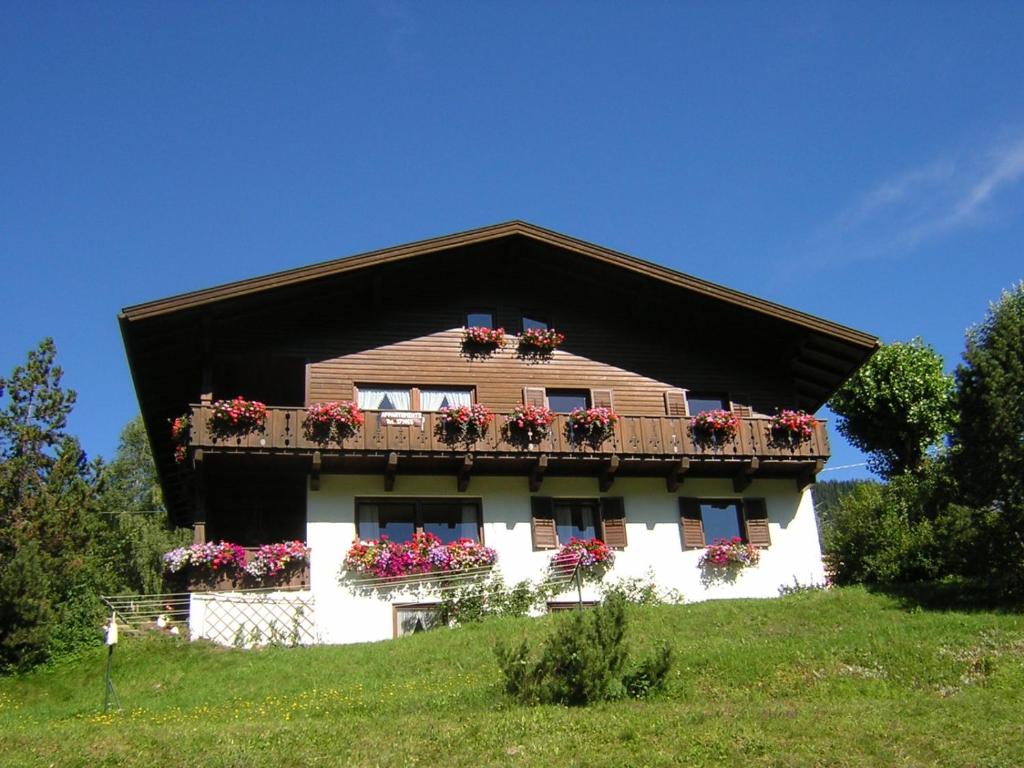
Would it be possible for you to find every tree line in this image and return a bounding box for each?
[821,282,1024,603]
[0,339,187,672]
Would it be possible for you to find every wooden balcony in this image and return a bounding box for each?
[187,405,830,492]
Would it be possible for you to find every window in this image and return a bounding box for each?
[393,604,442,637]
[466,311,493,328]
[531,497,627,549]
[679,498,771,549]
[521,316,548,332]
[357,387,412,411]
[419,389,472,411]
[356,499,483,544]
[546,601,599,612]
[686,393,729,415]
[546,389,590,413]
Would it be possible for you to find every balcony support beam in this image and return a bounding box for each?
[797,460,825,493]
[732,457,760,493]
[666,458,690,493]
[457,454,474,492]
[192,449,206,544]
[384,451,398,492]
[599,454,620,492]
[529,454,549,493]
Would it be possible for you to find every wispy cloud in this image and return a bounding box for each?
[372,0,419,70]
[811,134,1024,264]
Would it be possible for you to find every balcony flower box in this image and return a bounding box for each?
[436,403,494,446]
[698,537,760,569]
[343,532,497,580]
[566,406,619,448]
[691,409,740,448]
[503,404,556,446]
[769,409,815,448]
[517,328,565,357]
[305,401,364,444]
[170,413,190,463]
[209,396,267,436]
[163,540,312,591]
[461,326,506,356]
[550,537,615,581]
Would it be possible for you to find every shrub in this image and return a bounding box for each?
[494,594,672,706]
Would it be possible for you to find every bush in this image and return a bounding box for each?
[494,594,672,706]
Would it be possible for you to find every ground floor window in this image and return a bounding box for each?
[356,499,483,543]
[679,497,771,549]
[546,601,599,612]
[393,603,442,637]
[554,500,600,543]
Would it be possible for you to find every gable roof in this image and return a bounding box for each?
[120,220,877,349]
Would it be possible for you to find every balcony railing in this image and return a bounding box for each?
[187,405,830,463]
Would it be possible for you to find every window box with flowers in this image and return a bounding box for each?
[698,537,761,569]
[690,409,740,449]
[549,537,615,582]
[170,413,190,463]
[517,327,565,359]
[461,326,506,357]
[342,532,497,581]
[436,403,494,446]
[503,404,556,446]
[566,406,619,449]
[768,409,816,449]
[305,401,364,445]
[163,540,311,590]
[209,396,268,437]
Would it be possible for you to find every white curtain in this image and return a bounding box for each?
[357,388,411,410]
[419,389,472,411]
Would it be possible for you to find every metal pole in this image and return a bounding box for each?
[575,562,583,610]
[102,645,121,713]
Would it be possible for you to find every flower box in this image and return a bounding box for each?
[436,404,494,446]
[462,326,506,352]
[209,397,267,436]
[164,540,312,591]
[690,409,740,446]
[550,538,615,580]
[503,404,556,446]
[566,406,619,447]
[343,532,497,579]
[698,537,760,569]
[517,328,565,356]
[304,401,364,444]
[769,409,815,447]
[170,413,190,463]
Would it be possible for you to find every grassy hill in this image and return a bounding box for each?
[1,587,1022,767]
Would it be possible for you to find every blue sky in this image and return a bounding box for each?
[2,2,1023,477]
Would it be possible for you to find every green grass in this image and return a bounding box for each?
[2,587,1023,767]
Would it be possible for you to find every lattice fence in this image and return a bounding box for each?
[102,587,318,649]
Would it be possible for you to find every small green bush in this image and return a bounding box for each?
[495,594,673,706]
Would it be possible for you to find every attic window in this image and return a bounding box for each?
[466,312,493,329]
[358,388,412,411]
[522,316,548,332]
[547,389,589,413]
[686,393,729,415]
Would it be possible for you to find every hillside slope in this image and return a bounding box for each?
[1,588,1022,767]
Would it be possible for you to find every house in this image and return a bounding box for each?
[119,221,878,644]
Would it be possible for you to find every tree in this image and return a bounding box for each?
[951,282,1024,592]
[100,416,189,594]
[828,339,956,478]
[0,339,119,670]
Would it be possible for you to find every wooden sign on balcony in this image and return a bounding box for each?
[378,411,425,428]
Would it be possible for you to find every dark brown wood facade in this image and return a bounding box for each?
[120,222,878,524]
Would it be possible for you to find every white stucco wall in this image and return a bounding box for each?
[305,474,826,645]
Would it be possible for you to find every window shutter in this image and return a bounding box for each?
[591,389,614,409]
[523,387,546,408]
[664,390,687,417]
[743,498,771,548]
[531,496,557,550]
[678,498,705,549]
[599,497,627,549]
[730,399,753,418]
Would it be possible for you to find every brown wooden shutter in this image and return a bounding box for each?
[730,398,753,418]
[531,496,557,550]
[591,389,614,409]
[679,498,705,549]
[743,498,771,548]
[523,387,546,408]
[664,389,687,417]
[599,497,627,549]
